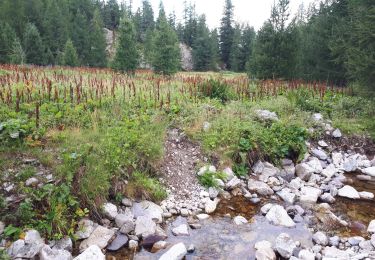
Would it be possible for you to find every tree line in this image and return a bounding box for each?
[0,0,373,86]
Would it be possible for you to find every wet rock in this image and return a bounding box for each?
[265,205,295,227]
[359,191,374,200]
[225,176,241,190]
[135,216,156,238]
[107,234,128,251]
[39,245,72,260]
[121,198,133,207]
[172,224,189,236]
[102,203,118,220]
[275,233,296,258]
[300,186,322,203]
[255,110,279,122]
[298,249,315,260]
[120,220,135,234]
[315,204,348,228]
[254,240,276,260]
[132,201,163,223]
[142,234,166,250]
[187,244,195,253]
[311,149,328,161]
[204,198,219,214]
[79,225,115,252]
[276,188,296,204]
[159,242,187,260]
[54,237,73,252]
[248,180,274,196]
[260,203,273,215]
[74,245,105,260]
[75,219,95,240]
[313,232,328,246]
[151,241,168,253]
[367,220,375,233]
[233,216,248,225]
[362,167,375,177]
[295,163,314,181]
[319,193,335,203]
[128,240,138,250]
[338,185,360,199]
[332,129,342,138]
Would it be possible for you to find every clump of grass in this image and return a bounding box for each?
[197,79,235,103]
[197,168,227,188]
[15,166,36,182]
[126,172,167,201]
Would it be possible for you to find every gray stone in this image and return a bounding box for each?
[115,213,134,228]
[311,149,328,161]
[313,231,328,246]
[332,129,342,138]
[254,240,276,260]
[24,229,44,245]
[196,213,210,220]
[187,244,195,253]
[338,185,360,199]
[202,121,211,132]
[132,201,163,223]
[255,110,279,122]
[319,193,335,203]
[252,161,265,175]
[371,234,375,248]
[298,249,315,260]
[275,233,296,258]
[233,216,248,225]
[75,219,95,240]
[39,245,72,260]
[260,203,273,215]
[359,191,374,200]
[265,205,295,227]
[159,242,187,260]
[329,236,340,247]
[107,234,128,251]
[25,177,39,186]
[295,163,314,181]
[180,208,189,217]
[322,246,351,258]
[276,188,296,204]
[13,243,44,258]
[128,240,138,249]
[172,224,189,236]
[121,198,133,207]
[208,187,219,199]
[318,140,328,147]
[359,240,374,251]
[367,220,375,233]
[79,226,115,252]
[135,216,156,238]
[348,236,365,246]
[312,113,323,122]
[102,203,118,220]
[120,220,135,234]
[300,186,322,203]
[225,176,241,190]
[7,240,25,257]
[321,164,337,179]
[151,241,168,253]
[0,221,4,235]
[248,180,274,196]
[54,237,73,252]
[343,158,358,172]
[73,245,105,260]
[362,167,375,177]
[204,198,219,214]
[222,167,235,181]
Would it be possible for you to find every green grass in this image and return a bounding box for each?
[127,171,167,201]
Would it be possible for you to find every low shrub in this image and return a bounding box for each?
[197,79,235,103]
[126,171,167,201]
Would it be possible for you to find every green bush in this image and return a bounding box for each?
[0,118,35,145]
[198,79,235,103]
[197,169,227,188]
[127,172,167,201]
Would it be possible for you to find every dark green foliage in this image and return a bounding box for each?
[71,10,91,66]
[87,9,107,67]
[9,38,26,64]
[229,24,242,72]
[103,0,120,30]
[0,22,16,63]
[63,39,79,67]
[152,13,180,75]
[23,23,45,65]
[198,79,234,103]
[198,170,227,188]
[220,0,234,68]
[112,15,139,73]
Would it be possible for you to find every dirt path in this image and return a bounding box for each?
[160,128,205,206]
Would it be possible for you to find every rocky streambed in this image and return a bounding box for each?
[2,113,375,260]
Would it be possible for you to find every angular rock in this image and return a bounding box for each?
[225,176,241,190]
[135,216,156,238]
[204,198,219,214]
[7,240,25,257]
[313,231,328,246]
[132,201,163,223]
[275,233,296,258]
[318,140,328,147]
[121,198,133,207]
[289,177,304,190]
[107,234,128,251]
[25,177,39,186]
[115,213,134,228]
[223,167,235,181]
[79,226,115,252]
[295,163,314,181]
[300,186,322,203]
[276,188,296,204]
[102,203,118,220]
[348,236,365,246]
[0,221,4,235]
[24,229,44,245]
[298,249,315,260]
[311,149,328,161]
[254,240,276,260]
[159,242,187,260]
[54,237,73,252]
[332,129,342,138]
[73,245,105,260]
[359,191,374,200]
[260,203,273,215]
[322,246,351,258]
[151,241,168,253]
[321,164,337,179]
[196,214,210,220]
[172,224,189,236]
[248,180,274,196]
[75,219,95,240]
[338,185,360,199]
[255,110,279,122]
[343,158,358,172]
[319,193,335,204]
[253,161,265,175]
[233,216,248,225]
[332,152,344,168]
[367,220,375,233]
[39,245,72,260]
[312,113,323,122]
[265,205,295,227]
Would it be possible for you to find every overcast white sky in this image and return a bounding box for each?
[128,0,317,30]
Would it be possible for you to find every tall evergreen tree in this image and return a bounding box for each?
[152,10,180,75]
[220,0,234,69]
[87,9,107,67]
[229,24,242,72]
[103,0,120,30]
[140,0,155,42]
[23,23,45,65]
[240,25,256,71]
[0,22,16,63]
[112,15,139,73]
[192,15,215,71]
[71,9,91,66]
[9,37,26,64]
[63,39,79,66]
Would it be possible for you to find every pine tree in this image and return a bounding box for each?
[152,11,180,75]
[63,39,79,66]
[220,0,234,69]
[192,15,215,71]
[103,0,120,30]
[140,0,154,42]
[71,9,91,66]
[0,22,16,63]
[240,25,255,71]
[87,9,107,67]
[229,24,242,72]
[23,23,45,65]
[112,15,139,73]
[9,37,26,64]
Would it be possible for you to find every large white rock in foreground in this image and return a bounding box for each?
[265,205,295,227]
[159,242,187,260]
[338,185,360,199]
